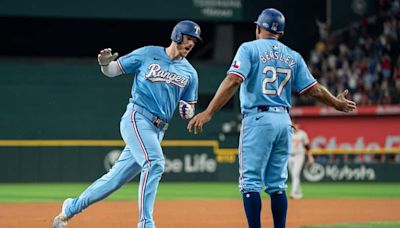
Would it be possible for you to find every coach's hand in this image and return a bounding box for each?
[98,48,119,66]
[187,111,212,134]
[335,90,357,113]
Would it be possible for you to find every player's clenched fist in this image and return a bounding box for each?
[98,48,119,66]
[179,100,194,120]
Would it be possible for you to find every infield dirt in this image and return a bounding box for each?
[1,199,400,227]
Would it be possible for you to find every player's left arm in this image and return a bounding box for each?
[180,68,198,120]
[189,103,195,110]
[187,74,242,134]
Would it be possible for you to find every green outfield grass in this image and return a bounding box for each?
[0,182,399,203]
[304,221,400,228]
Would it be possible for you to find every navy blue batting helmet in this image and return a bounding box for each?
[255,8,285,34]
[171,20,202,43]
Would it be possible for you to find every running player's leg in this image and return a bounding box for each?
[239,113,276,228]
[264,114,291,228]
[65,146,141,218]
[121,111,165,228]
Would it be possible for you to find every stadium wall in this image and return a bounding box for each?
[0,60,399,182]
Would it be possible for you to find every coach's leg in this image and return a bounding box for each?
[264,117,292,228]
[238,115,272,228]
[123,111,165,228]
[242,192,262,228]
[65,146,141,218]
[270,191,288,228]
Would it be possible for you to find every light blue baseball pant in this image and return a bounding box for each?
[65,103,165,228]
[238,110,292,194]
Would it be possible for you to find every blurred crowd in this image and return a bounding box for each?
[295,0,400,106]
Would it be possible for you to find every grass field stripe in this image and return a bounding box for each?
[0,183,400,203]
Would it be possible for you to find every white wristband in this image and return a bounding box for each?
[101,61,122,77]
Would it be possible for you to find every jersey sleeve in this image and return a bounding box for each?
[227,43,252,81]
[117,47,147,74]
[293,53,317,94]
[181,70,198,103]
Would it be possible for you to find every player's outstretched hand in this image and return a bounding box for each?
[98,48,119,66]
[187,111,212,134]
[335,89,357,113]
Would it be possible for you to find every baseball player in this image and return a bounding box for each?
[288,120,314,199]
[187,8,356,228]
[53,20,202,228]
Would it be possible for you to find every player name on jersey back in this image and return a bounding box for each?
[260,51,296,69]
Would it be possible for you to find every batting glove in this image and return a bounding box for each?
[98,48,119,66]
[179,100,194,120]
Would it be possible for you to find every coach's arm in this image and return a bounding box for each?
[187,73,242,134]
[303,83,356,113]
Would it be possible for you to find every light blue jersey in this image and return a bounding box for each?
[229,38,317,197]
[118,46,198,122]
[57,20,203,228]
[227,38,316,112]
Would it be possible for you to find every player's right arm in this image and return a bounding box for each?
[98,48,122,77]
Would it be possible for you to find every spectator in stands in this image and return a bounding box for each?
[302,0,400,107]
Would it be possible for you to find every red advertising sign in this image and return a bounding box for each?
[299,116,400,150]
[291,105,400,116]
